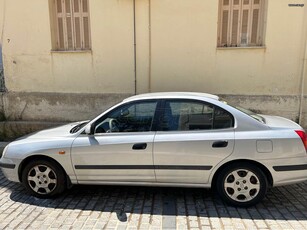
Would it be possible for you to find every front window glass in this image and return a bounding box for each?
[159,100,234,131]
[94,101,157,133]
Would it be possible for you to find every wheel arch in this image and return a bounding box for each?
[18,155,71,187]
[211,159,273,189]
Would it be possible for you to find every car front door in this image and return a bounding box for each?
[153,99,235,184]
[71,100,158,183]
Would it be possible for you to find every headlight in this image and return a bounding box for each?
[1,145,9,158]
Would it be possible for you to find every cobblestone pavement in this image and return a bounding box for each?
[1,170,307,229]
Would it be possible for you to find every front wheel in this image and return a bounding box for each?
[21,159,66,198]
[216,162,268,207]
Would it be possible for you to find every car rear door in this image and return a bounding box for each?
[71,100,158,183]
[153,99,235,184]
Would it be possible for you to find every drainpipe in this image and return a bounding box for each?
[0,0,6,93]
[133,0,137,95]
[299,5,307,125]
[0,0,6,70]
[148,0,152,93]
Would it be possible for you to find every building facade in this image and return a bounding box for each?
[1,0,307,127]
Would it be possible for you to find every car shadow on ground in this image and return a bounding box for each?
[3,170,307,223]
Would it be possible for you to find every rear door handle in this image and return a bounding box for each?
[132,143,147,150]
[212,141,228,148]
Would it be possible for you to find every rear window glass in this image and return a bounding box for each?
[159,100,234,131]
[220,99,265,124]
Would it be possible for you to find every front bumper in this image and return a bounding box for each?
[0,162,15,169]
[0,157,21,183]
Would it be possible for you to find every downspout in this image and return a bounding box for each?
[0,0,6,120]
[299,5,307,125]
[0,0,6,69]
[133,0,137,95]
[148,0,152,92]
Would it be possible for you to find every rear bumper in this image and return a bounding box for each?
[260,157,307,187]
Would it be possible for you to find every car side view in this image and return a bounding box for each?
[1,92,307,207]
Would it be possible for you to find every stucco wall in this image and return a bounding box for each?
[3,0,305,95]
[3,0,135,94]
[146,0,304,96]
[2,0,307,127]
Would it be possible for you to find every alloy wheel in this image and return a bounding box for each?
[27,164,57,195]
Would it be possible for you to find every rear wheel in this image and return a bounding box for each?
[21,159,66,198]
[216,162,268,207]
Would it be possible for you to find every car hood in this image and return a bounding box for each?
[4,121,89,158]
[16,121,88,140]
[261,115,302,129]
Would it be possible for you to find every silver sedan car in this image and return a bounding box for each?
[1,92,307,207]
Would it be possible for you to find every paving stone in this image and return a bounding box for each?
[0,171,307,229]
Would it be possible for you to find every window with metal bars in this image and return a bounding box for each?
[217,0,265,47]
[53,0,91,51]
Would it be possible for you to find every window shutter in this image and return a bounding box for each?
[230,0,241,46]
[73,0,82,49]
[56,0,62,13]
[220,0,231,46]
[55,0,65,50]
[54,0,90,50]
[75,18,81,49]
[218,0,263,47]
[251,0,261,45]
[231,10,239,46]
[57,18,65,49]
[240,0,252,46]
[64,0,73,49]
[83,17,90,49]
[221,10,229,45]
[251,9,259,44]
[81,0,90,49]
[241,9,249,45]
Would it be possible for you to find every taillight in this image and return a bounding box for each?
[295,130,307,151]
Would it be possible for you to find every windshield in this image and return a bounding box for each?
[220,99,266,124]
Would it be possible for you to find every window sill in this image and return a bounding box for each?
[51,50,92,54]
[217,46,266,50]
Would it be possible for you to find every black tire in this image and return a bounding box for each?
[21,159,66,198]
[216,162,268,207]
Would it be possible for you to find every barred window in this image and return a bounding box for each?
[218,0,265,47]
[53,0,91,51]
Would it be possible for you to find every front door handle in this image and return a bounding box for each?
[132,143,147,150]
[212,141,228,148]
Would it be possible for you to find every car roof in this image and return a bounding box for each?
[123,92,219,102]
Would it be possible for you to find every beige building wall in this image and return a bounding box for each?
[1,0,307,125]
[3,0,135,94]
[146,0,305,96]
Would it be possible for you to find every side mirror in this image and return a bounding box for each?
[84,124,92,135]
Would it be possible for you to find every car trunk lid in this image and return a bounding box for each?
[261,115,303,129]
